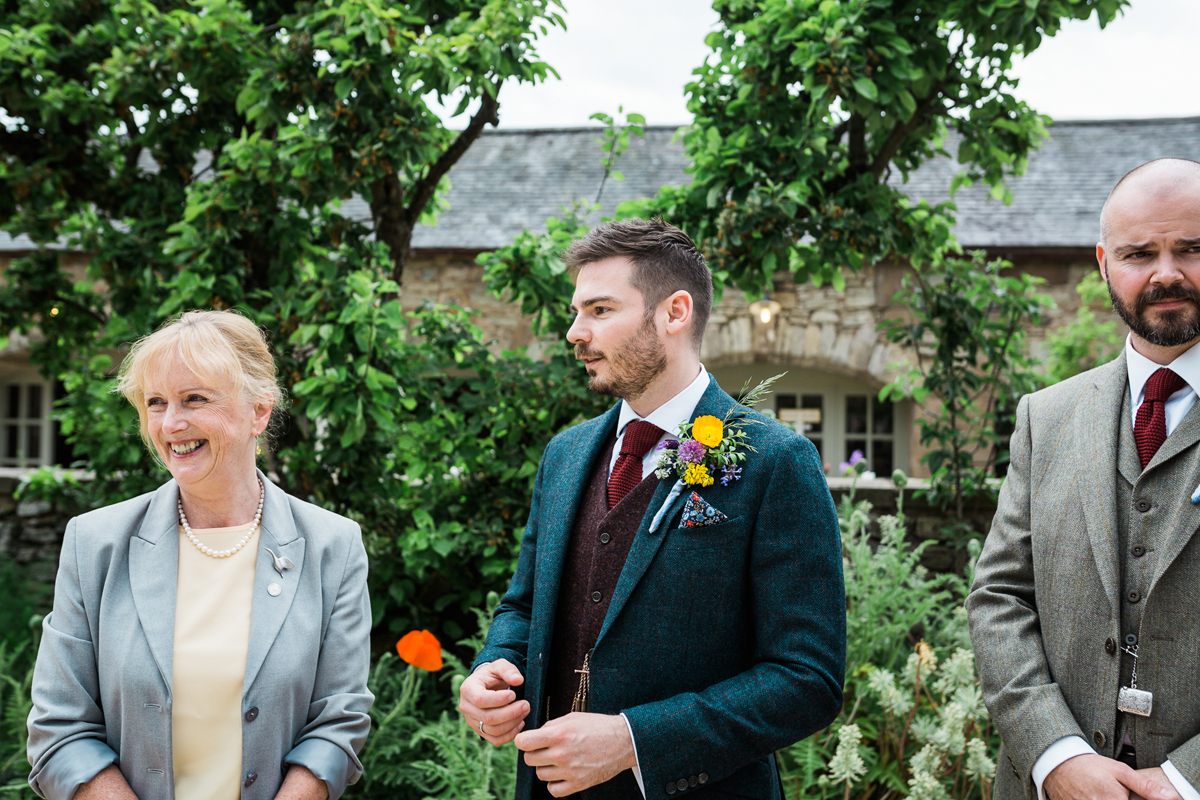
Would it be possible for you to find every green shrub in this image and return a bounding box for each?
[778,475,997,800]
[0,619,39,798]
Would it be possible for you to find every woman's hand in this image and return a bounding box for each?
[73,764,139,799]
[273,764,329,800]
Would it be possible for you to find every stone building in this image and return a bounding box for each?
[3,116,1200,483]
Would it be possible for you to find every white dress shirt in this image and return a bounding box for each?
[609,366,711,480]
[611,365,709,797]
[1031,337,1200,800]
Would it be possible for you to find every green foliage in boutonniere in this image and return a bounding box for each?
[655,374,784,487]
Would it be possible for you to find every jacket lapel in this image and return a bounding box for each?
[1079,354,1127,617]
[128,480,183,695]
[243,474,305,694]
[1145,399,1200,595]
[596,381,736,646]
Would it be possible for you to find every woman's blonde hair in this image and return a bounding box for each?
[117,310,286,451]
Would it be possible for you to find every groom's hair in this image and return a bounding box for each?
[564,218,713,350]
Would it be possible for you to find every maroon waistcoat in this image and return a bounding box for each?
[544,436,660,722]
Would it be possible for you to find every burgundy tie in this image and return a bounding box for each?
[607,420,664,509]
[1134,368,1188,469]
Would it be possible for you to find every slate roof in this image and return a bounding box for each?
[4,117,1199,254]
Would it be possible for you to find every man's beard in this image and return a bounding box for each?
[574,317,668,402]
[1108,275,1200,348]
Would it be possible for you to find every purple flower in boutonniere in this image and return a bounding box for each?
[677,439,707,464]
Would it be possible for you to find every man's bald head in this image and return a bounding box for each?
[1101,158,1200,244]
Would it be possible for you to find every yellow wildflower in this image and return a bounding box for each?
[684,462,715,487]
[692,416,723,448]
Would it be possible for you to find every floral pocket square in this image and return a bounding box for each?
[679,491,729,528]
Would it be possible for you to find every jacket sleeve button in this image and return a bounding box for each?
[689,775,698,787]
[676,779,689,792]
[666,782,677,795]
[698,773,708,784]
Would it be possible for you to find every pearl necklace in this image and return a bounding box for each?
[178,479,264,559]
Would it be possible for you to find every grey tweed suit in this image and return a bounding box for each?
[967,352,1200,800]
[26,472,373,800]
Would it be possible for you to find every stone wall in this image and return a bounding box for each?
[0,477,75,598]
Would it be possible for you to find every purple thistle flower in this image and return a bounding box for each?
[720,465,743,486]
[677,439,707,464]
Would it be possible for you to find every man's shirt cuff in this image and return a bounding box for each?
[1032,736,1095,800]
[1162,760,1200,800]
[620,712,646,798]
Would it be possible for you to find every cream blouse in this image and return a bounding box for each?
[172,522,259,800]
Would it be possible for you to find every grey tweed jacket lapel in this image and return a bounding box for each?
[1077,353,1127,617]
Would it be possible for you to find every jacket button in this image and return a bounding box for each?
[1132,545,1146,557]
[591,591,602,603]
[1135,499,1151,512]
[245,707,259,722]
[676,779,689,792]
[1094,731,1107,748]
[1125,633,1138,646]
[244,773,258,787]
[666,783,677,795]
[698,773,708,784]
[1127,590,1141,603]
[689,775,698,787]
[599,532,610,544]
[1105,637,1116,654]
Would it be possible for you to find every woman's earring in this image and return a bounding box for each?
[256,435,262,457]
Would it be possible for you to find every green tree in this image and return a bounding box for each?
[0,0,597,644]
[630,0,1126,296]
[1042,270,1123,384]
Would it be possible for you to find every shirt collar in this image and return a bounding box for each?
[1125,334,1200,406]
[616,366,711,440]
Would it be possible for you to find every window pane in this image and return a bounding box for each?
[26,424,41,460]
[4,425,16,459]
[846,395,867,434]
[27,384,43,419]
[872,439,894,475]
[873,397,893,434]
[801,394,824,434]
[776,394,797,411]
[6,386,19,420]
[846,439,868,466]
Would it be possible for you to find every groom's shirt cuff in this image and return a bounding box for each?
[1032,736,1094,800]
[620,712,646,797]
[1163,761,1200,800]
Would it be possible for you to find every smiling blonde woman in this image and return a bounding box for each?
[26,310,373,800]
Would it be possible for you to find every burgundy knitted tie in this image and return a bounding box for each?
[1134,367,1188,469]
[607,420,664,509]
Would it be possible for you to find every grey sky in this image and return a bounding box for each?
[480,0,1200,130]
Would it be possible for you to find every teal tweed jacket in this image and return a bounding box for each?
[476,381,846,799]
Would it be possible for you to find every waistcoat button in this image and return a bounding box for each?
[1105,637,1116,654]
[591,591,602,603]
[1132,545,1146,557]
[599,532,610,544]
[1135,499,1151,512]
[1125,633,1138,646]
[1127,590,1141,603]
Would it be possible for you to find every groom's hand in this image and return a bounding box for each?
[515,712,637,797]
[458,658,529,745]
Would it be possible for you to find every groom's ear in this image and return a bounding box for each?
[661,290,694,339]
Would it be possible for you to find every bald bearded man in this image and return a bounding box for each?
[968,158,1200,800]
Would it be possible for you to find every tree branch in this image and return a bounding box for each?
[405,87,499,226]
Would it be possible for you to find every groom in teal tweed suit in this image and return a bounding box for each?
[458,219,845,799]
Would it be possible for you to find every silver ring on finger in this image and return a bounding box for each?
[478,719,487,736]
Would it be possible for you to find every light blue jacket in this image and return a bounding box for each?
[26,472,374,800]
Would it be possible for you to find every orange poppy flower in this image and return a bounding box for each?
[692,416,724,448]
[396,629,443,671]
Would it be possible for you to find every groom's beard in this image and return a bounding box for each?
[574,318,668,402]
[1108,269,1200,347]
